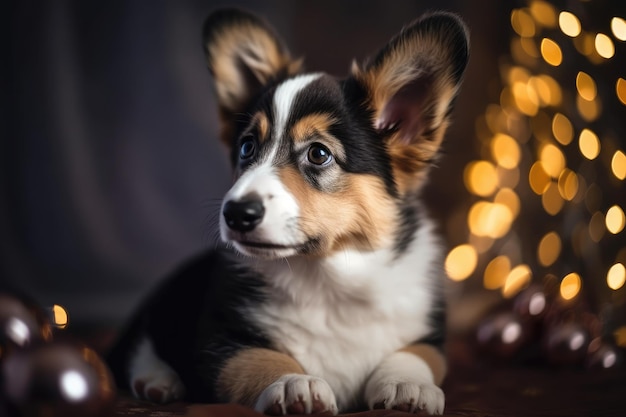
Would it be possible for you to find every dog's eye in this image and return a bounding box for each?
[239,138,256,160]
[307,144,332,166]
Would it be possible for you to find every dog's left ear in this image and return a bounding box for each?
[352,12,469,188]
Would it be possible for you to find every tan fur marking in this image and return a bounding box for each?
[290,114,336,143]
[252,112,270,143]
[400,344,447,386]
[216,348,304,406]
[278,167,395,254]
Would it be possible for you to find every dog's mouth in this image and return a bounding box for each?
[231,237,321,257]
[237,240,297,250]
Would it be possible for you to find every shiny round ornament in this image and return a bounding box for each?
[586,338,624,370]
[0,294,51,361]
[543,322,590,366]
[476,312,531,358]
[513,284,548,321]
[1,342,116,417]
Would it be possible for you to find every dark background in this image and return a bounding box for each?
[1,0,521,324]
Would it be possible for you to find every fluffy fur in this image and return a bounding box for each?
[107,8,469,415]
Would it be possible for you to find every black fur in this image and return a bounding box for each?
[107,248,272,402]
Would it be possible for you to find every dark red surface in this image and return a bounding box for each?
[106,339,626,417]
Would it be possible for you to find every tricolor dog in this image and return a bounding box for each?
[108,8,469,415]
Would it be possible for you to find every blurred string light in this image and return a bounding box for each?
[446,0,626,311]
[52,304,69,329]
[607,263,626,290]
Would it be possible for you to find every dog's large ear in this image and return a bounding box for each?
[352,12,469,192]
[203,9,302,144]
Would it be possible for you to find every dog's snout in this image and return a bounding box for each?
[223,197,265,232]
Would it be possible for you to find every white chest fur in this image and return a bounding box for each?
[246,218,444,410]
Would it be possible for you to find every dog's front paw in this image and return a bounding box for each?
[131,368,185,404]
[254,374,338,416]
[365,377,444,415]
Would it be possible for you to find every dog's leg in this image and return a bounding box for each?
[216,348,338,416]
[128,337,186,403]
[364,343,446,415]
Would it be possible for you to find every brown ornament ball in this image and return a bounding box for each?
[0,294,51,361]
[476,312,531,359]
[586,338,624,370]
[1,342,116,417]
[543,322,590,367]
[513,284,548,321]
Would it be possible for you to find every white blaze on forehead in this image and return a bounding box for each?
[225,163,275,200]
[269,73,322,161]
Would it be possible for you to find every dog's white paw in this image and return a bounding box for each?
[365,351,445,415]
[254,374,338,415]
[131,367,186,403]
[365,377,444,415]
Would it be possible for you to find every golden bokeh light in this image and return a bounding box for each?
[445,244,478,281]
[507,66,531,84]
[503,264,533,298]
[512,81,539,115]
[529,161,551,194]
[612,150,626,180]
[576,94,601,121]
[576,72,597,101]
[589,211,606,242]
[468,202,514,239]
[617,78,626,106]
[537,231,561,267]
[529,76,551,106]
[511,9,536,37]
[552,113,573,145]
[607,263,626,290]
[491,133,521,169]
[529,1,557,27]
[484,255,511,290]
[560,272,582,300]
[541,182,564,215]
[557,169,579,201]
[534,75,562,106]
[606,205,626,234]
[559,11,581,37]
[53,304,69,329]
[494,188,521,218]
[578,129,601,160]
[540,38,563,66]
[612,17,626,41]
[464,161,499,196]
[539,143,566,178]
[595,33,615,58]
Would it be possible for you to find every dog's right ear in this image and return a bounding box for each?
[203,9,302,144]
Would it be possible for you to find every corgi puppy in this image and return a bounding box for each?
[107,8,469,416]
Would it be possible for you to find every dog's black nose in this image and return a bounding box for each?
[223,197,265,232]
